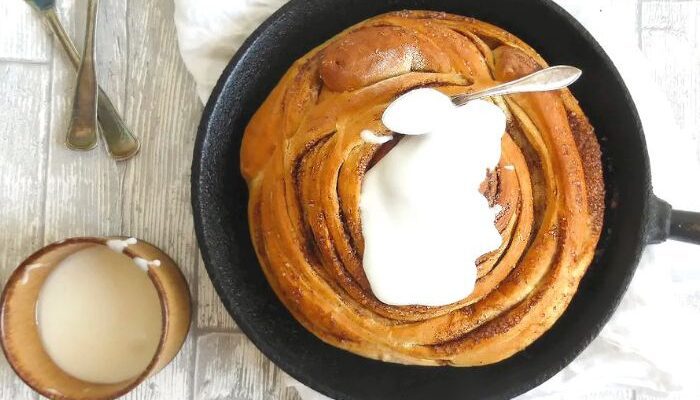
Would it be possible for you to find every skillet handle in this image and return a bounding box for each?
[669,210,700,244]
[647,195,700,245]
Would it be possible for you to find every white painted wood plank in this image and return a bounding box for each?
[194,333,300,400]
[119,0,202,397]
[554,0,640,45]
[198,255,237,330]
[524,389,635,400]
[640,4,700,399]
[641,0,700,159]
[578,389,634,400]
[121,0,200,283]
[638,3,700,399]
[43,0,126,243]
[0,62,50,281]
[126,336,197,400]
[95,0,128,107]
[0,62,51,400]
[0,2,51,62]
[516,387,635,400]
[636,393,687,400]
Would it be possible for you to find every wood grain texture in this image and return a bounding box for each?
[197,255,238,330]
[0,2,51,62]
[579,390,634,400]
[194,333,300,400]
[43,0,124,244]
[0,63,50,284]
[0,62,50,400]
[121,0,200,282]
[556,0,640,39]
[118,0,202,398]
[636,394,687,400]
[523,389,635,400]
[642,0,700,161]
[640,9,700,399]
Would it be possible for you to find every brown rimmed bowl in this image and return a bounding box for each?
[0,237,191,400]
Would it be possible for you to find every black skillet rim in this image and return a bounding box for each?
[191,0,651,398]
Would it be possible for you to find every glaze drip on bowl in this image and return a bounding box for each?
[240,10,604,366]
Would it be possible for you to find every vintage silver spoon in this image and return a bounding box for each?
[25,0,141,160]
[65,0,99,151]
[450,66,582,106]
[378,65,583,137]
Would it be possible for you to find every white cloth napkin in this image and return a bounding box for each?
[174,1,700,398]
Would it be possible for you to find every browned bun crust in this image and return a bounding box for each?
[241,10,604,366]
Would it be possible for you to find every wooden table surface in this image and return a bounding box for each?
[1,0,698,399]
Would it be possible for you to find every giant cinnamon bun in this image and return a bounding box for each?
[241,10,604,366]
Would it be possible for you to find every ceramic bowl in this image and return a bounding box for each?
[0,237,191,400]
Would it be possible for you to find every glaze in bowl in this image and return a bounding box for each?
[0,237,191,400]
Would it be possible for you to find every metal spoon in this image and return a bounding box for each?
[65,0,99,151]
[25,0,141,160]
[451,66,582,106]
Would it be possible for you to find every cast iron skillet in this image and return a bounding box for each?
[191,0,700,398]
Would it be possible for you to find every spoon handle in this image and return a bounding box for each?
[45,7,140,160]
[451,66,582,106]
[65,0,99,151]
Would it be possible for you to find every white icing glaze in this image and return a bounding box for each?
[381,88,454,135]
[36,246,162,384]
[105,239,160,271]
[133,257,160,272]
[360,129,392,145]
[360,89,505,306]
[106,237,137,253]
